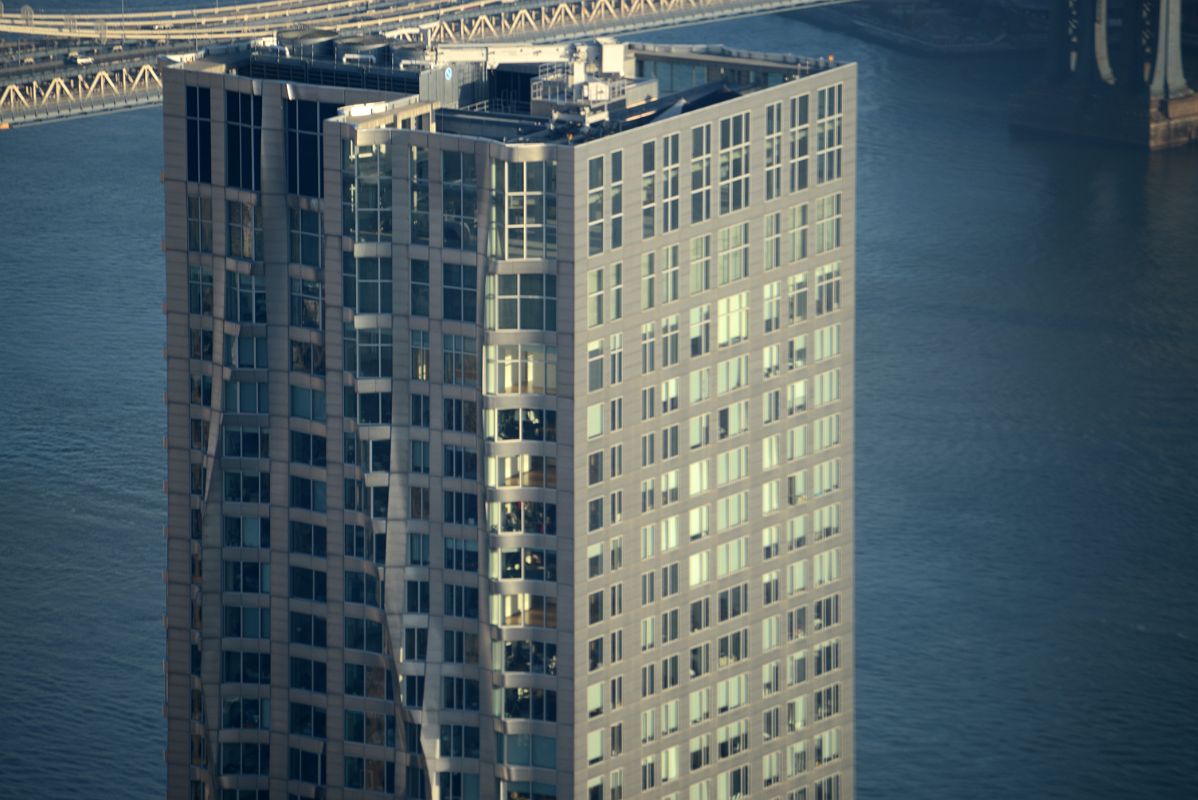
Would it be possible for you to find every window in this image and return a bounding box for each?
[444,335,478,386]
[224,333,266,369]
[285,98,338,197]
[641,252,655,311]
[444,630,479,664]
[185,85,211,183]
[345,141,392,242]
[815,503,841,540]
[766,100,784,200]
[814,548,841,587]
[411,259,430,317]
[408,532,430,566]
[716,355,750,396]
[496,640,558,674]
[288,207,321,268]
[444,263,478,322]
[288,610,326,647]
[343,254,392,314]
[661,133,680,233]
[289,340,324,376]
[345,326,392,378]
[691,123,712,223]
[497,687,557,720]
[716,673,749,715]
[443,490,479,526]
[491,594,558,629]
[344,570,381,607]
[497,547,556,582]
[404,675,426,708]
[765,211,782,271]
[223,470,270,503]
[186,196,212,253]
[718,111,750,214]
[790,202,810,262]
[790,92,811,192]
[486,499,557,537]
[222,604,270,639]
[444,398,478,433]
[689,307,711,360]
[814,368,839,407]
[589,155,605,255]
[788,271,809,323]
[642,140,656,238]
[406,328,429,381]
[220,742,269,776]
[290,430,326,467]
[444,583,480,618]
[588,452,605,488]
[788,335,809,374]
[287,521,325,556]
[489,273,557,331]
[289,278,322,330]
[486,407,557,442]
[815,324,841,362]
[690,234,712,295]
[661,316,679,368]
[443,151,479,251]
[225,90,261,191]
[611,151,624,248]
[815,193,842,254]
[290,386,326,422]
[222,694,271,728]
[289,476,327,512]
[189,329,213,362]
[610,333,624,385]
[492,159,558,259]
[288,747,323,784]
[188,267,213,315]
[344,615,384,652]
[289,565,328,603]
[348,390,387,425]
[816,83,844,184]
[409,144,429,244]
[587,267,604,327]
[221,650,271,684]
[225,201,262,262]
[717,223,750,286]
[717,292,748,348]
[483,343,558,395]
[444,446,478,481]
[222,560,271,596]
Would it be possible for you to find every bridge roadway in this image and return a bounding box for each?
[0,0,850,126]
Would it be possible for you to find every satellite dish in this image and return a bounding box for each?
[444,66,453,81]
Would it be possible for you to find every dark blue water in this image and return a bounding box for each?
[2,12,1197,799]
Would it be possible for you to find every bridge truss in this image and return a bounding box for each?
[0,0,847,125]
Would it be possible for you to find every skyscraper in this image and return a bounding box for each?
[164,36,854,800]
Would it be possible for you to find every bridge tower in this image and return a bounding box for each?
[1013,0,1198,148]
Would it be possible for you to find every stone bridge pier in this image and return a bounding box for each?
[1013,0,1198,148]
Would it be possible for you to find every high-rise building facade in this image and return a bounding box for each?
[164,37,854,800]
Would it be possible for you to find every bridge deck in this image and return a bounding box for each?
[0,0,849,126]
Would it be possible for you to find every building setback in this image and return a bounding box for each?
[163,37,855,800]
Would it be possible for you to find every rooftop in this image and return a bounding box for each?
[180,35,844,144]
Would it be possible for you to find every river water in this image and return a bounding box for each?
[1,11,1196,799]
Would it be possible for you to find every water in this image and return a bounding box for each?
[2,12,1197,799]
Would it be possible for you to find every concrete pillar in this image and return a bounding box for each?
[1150,0,1190,99]
[1093,0,1116,85]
